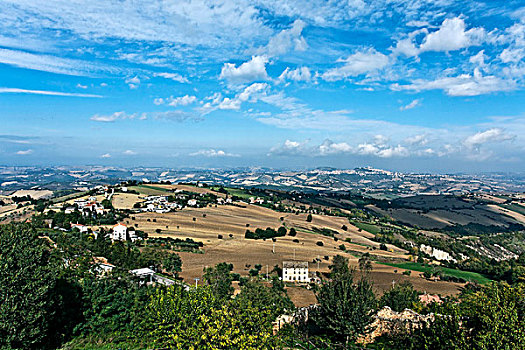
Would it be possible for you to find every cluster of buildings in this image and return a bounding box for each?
[65,196,105,216]
[142,195,181,213]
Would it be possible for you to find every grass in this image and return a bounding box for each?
[379,261,491,284]
[221,187,253,199]
[129,185,171,196]
[51,190,89,204]
[353,221,382,235]
[501,203,525,216]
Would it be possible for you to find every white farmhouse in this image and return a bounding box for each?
[282,261,311,283]
[111,223,128,241]
[187,199,198,206]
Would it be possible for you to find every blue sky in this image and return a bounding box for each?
[0,0,524,172]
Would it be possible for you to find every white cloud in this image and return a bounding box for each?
[125,76,140,89]
[90,111,138,122]
[16,149,33,155]
[123,150,137,155]
[217,83,268,110]
[189,149,239,157]
[399,99,421,111]
[499,47,525,63]
[463,128,515,150]
[268,139,309,156]
[100,153,111,158]
[404,134,428,146]
[391,69,515,96]
[76,83,87,89]
[0,48,110,76]
[469,50,486,67]
[322,48,389,81]
[0,87,102,98]
[318,139,353,155]
[155,95,197,107]
[220,55,269,84]
[153,72,189,83]
[256,19,307,57]
[393,17,486,57]
[278,67,311,82]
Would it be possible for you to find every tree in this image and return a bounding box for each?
[203,262,234,300]
[313,255,377,345]
[380,281,419,312]
[277,226,287,236]
[288,227,297,236]
[358,253,373,274]
[163,253,182,276]
[0,224,61,348]
[306,214,313,222]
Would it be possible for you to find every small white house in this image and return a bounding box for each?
[283,261,311,283]
[187,199,198,206]
[111,223,128,241]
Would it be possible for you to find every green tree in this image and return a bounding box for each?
[163,253,182,276]
[306,214,313,222]
[379,281,419,312]
[358,253,373,274]
[313,255,377,345]
[203,262,234,300]
[0,224,60,349]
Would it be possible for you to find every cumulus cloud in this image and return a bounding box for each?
[393,17,486,57]
[16,149,33,155]
[217,83,268,111]
[463,128,515,150]
[399,99,421,111]
[278,67,311,82]
[123,150,137,155]
[189,149,239,157]
[155,95,197,107]
[322,48,389,81]
[100,153,111,158]
[220,56,269,84]
[268,139,309,156]
[318,139,353,155]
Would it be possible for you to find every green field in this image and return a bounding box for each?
[128,185,171,196]
[353,221,382,235]
[379,262,491,284]
[51,190,89,203]
[501,203,525,216]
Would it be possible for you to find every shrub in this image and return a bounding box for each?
[217,235,223,239]
[316,241,324,246]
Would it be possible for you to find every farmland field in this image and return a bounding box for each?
[379,262,492,284]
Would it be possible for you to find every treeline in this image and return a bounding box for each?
[245,226,287,240]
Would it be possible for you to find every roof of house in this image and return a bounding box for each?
[283,261,308,269]
[113,223,127,228]
[129,267,155,276]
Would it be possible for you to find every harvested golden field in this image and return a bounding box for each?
[111,193,142,210]
[123,202,462,299]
